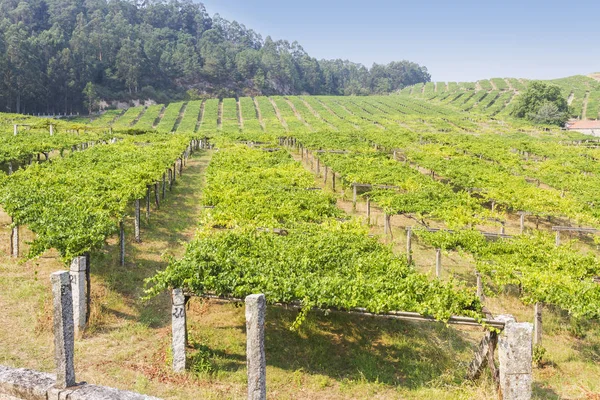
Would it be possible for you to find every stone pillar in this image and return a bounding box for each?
[496,315,533,400]
[172,289,187,373]
[366,197,371,225]
[384,213,390,236]
[352,185,357,207]
[13,124,17,136]
[555,231,560,246]
[50,124,54,136]
[500,224,505,235]
[533,303,542,345]
[406,228,412,264]
[520,214,525,234]
[70,257,87,334]
[8,160,13,175]
[435,248,442,278]
[134,199,141,243]
[51,271,76,389]
[10,221,19,258]
[246,294,266,400]
[119,220,125,267]
[154,182,160,209]
[476,271,484,302]
[146,187,151,223]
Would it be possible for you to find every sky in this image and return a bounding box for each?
[198,0,600,82]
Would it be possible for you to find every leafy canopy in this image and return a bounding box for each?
[511,81,569,126]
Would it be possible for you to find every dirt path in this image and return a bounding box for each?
[217,99,223,130]
[172,102,187,132]
[268,97,288,130]
[152,105,166,129]
[582,91,590,119]
[131,107,146,127]
[252,97,266,131]
[567,92,575,106]
[299,97,337,130]
[284,97,312,131]
[194,100,205,133]
[236,98,244,129]
[489,80,498,91]
[504,78,514,91]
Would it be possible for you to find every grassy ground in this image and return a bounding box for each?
[0,149,598,399]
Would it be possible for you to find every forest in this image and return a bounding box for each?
[0,0,432,114]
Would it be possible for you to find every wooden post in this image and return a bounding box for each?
[436,249,442,278]
[162,173,166,199]
[119,220,125,267]
[534,303,542,345]
[134,199,141,243]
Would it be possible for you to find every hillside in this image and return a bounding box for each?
[400,75,600,120]
[0,0,430,115]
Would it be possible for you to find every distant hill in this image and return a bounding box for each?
[0,0,430,115]
[400,75,600,120]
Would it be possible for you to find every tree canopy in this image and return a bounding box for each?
[511,81,569,126]
[0,0,431,114]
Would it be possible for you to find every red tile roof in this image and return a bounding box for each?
[568,120,600,130]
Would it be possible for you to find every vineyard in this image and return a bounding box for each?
[0,87,599,399]
[399,75,600,120]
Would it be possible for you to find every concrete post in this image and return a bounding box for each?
[384,213,390,236]
[500,224,505,235]
[533,303,542,345]
[246,294,266,400]
[366,197,371,225]
[332,173,336,192]
[8,160,13,175]
[162,173,166,199]
[406,228,412,264]
[316,158,320,176]
[134,199,141,243]
[154,182,160,209]
[352,185,357,208]
[50,124,54,136]
[10,221,19,258]
[173,163,177,183]
[555,231,560,246]
[324,166,328,184]
[179,158,183,176]
[69,257,87,334]
[168,169,173,191]
[13,124,17,136]
[476,271,484,302]
[50,271,76,389]
[146,187,151,223]
[172,289,187,373]
[436,248,442,278]
[119,220,125,267]
[520,214,525,234]
[496,315,533,400]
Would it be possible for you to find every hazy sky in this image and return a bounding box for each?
[199,0,600,82]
